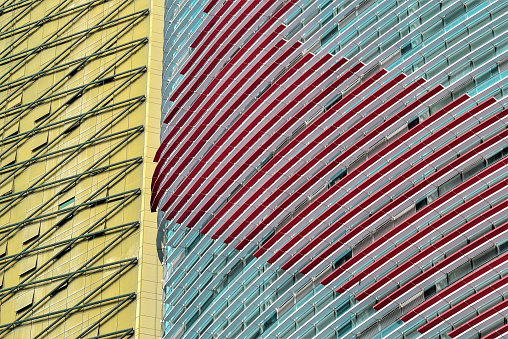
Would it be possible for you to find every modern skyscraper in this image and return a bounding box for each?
[0,0,163,338]
[154,0,508,339]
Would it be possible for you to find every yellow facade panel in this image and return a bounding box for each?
[22,222,40,244]
[15,289,34,313]
[0,242,7,257]
[31,130,49,152]
[0,0,163,337]
[6,93,22,110]
[0,180,13,197]
[3,121,19,139]
[19,254,38,276]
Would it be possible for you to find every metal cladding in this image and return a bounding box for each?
[154,0,508,338]
[0,0,163,338]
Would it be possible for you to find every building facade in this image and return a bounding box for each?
[153,0,508,339]
[0,0,163,338]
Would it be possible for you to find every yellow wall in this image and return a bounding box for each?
[0,0,162,338]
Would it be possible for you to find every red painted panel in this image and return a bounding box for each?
[418,271,508,333]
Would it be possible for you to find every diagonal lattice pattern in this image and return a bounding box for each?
[0,0,163,338]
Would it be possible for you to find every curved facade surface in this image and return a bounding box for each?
[154,0,508,338]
